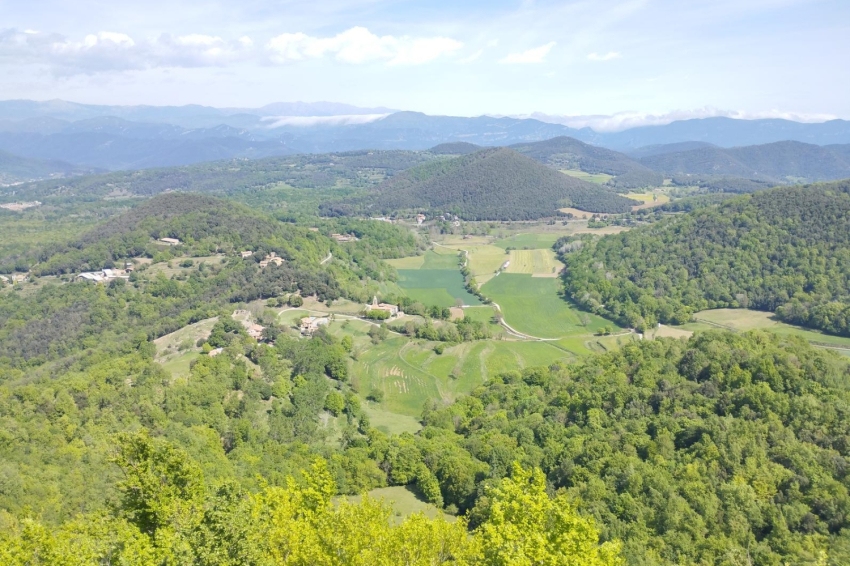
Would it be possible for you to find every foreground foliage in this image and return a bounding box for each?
[0,432,621,566]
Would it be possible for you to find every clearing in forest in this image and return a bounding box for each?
[559,170,614,184]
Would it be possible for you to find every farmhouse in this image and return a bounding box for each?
[246,323,265,340]
[208,347,224,357]
[259,252,284,268]
[159,237,181,246]
[331,233,358,243]
[366,296,400,317]
[416,213,426,225]
[240,251,254,258]
[300,316,329,336]
[77,268,131,283]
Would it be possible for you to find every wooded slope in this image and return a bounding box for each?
[347,147,638,220]
[559,179,850,335]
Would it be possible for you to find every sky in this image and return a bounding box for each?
[1,0,848,129]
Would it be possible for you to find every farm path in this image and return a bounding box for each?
[433,242,569,342]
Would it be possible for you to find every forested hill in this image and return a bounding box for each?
[559,179,850,335]
[429,141,482,154]
[327,147,639,220]
[640,140,850,183]
[0,150,438,200]
[510,136,664,189]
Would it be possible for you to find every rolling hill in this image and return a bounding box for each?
[626,141,717,159]
[0,150,94,184]
[640,140,850,182]
[0,150,437,201]
[510,136,664,188]
[429,141,482,154]
[336,147,639,220]
[560,179,850,335]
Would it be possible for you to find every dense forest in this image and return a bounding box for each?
[405,332,850,564]
[558,180,850,335]
[328,148,638,220]
[510,136,664,189]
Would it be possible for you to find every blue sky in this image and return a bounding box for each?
[0,0,847,127]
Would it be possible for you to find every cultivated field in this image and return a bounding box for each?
[482,273,619,339]
[396,269,481,307]
[492,233,560,250]
[628,191,671,210]
[349,334,573,416]
[505,249,563,276]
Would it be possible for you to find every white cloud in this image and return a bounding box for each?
[0,28,254,73]
[520,107,840,132]
[499,41,555,64]
[266,27,462,66]
[262,113,390,127]
[587,51,621,61]
[458,49,483,64]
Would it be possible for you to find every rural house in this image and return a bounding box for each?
[366,296,400,317]
[300,316,329,336]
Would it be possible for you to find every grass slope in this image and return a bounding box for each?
[483,273,618,339]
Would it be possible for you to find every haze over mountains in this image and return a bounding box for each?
[1,100,850,179]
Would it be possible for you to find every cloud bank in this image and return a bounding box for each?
[0,26,464,74]
[267,27,462,65]
[521,108,841,132]
[261,113,390,127]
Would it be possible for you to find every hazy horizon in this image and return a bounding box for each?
[2,0,847,126]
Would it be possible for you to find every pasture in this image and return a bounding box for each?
[560,169,614,184]
[396,269,481,307]
[682,309,850,352]
[492,233,560,250]
[505,249,563,276]
[483,274,619,339]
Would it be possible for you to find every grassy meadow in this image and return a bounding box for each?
[505,248,563,276]
[559,169,614,184]
[680,309,850,352]
[482,273,618,339]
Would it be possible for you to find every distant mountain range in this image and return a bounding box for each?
[0,150,98,185]
[639,141,850,183]
[0,100,849,178]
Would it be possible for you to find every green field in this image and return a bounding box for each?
[385,255,426,269]
[350,335,572,416]
[505,249,563,275]
[346,486,454,523]
[492,233,560,250]
[396,269,481,307]
[483,274,619,339]
[681,309,850,352]
[559,169,614,184]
